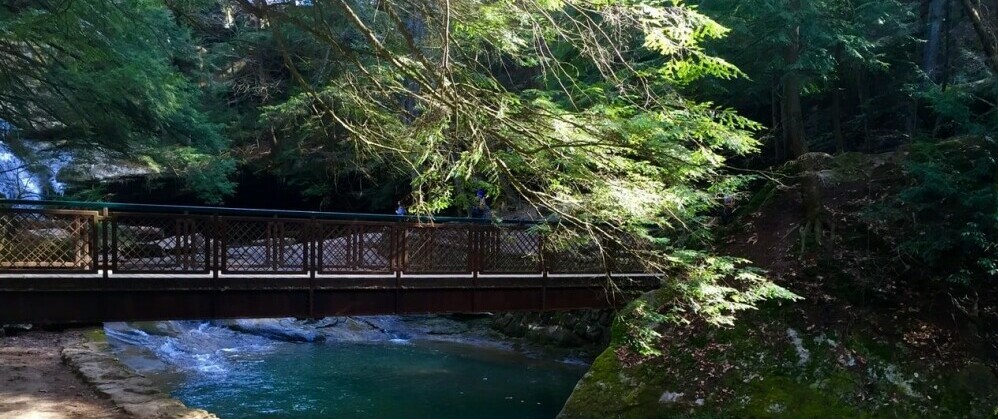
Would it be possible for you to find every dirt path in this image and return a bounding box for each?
[0,329,127,419]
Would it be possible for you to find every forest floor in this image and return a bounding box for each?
[723,151,996,366]
[0,329,127,419]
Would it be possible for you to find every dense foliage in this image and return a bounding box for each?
[693,0,997,294]
[238,0,798,324]
[1,0,996,327]
[0,1,235,201]
[913,140,996,288]
[874,137,997,288]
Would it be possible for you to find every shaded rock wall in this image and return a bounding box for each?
[491,310,614,348]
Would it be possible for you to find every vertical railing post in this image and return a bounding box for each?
[109,210,119,276]
[100,207,110,279]
[540,232,548,311]
[209,215,217,276]
[210,213,220,319]
[393,218,404,314]
[469,224,478,274]
[350,224,358,271]
[470,223,478,313]
[308,217,316,319]
[217,215,226,275]
[177,219,187,271]
[72,217,85,269]
[267,218,277,271]
[99,207,110,322]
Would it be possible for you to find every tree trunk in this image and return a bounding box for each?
[782,0,807,160]
[856,69,872,151]
[941,0,953,90]
[832,87,845,154]
[783,0,823,252]
[782,71,806,159]
[831,43,845,154]
[906,98,919,140]
[771,77,783,161]
[960,0,998,75]
[923,0,948,83]
[907,0,934,138]
[800,166,823,244]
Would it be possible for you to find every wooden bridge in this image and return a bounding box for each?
[0,200,657,324]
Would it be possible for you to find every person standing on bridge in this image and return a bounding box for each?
[470,189,491,219]
[395,202,406,218]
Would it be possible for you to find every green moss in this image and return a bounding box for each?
[83,327,107,343]
[562,301,998,419]
[737,375,866,418]
[830,152,875,182]
[559,344,673,419]
[608,313,629,347]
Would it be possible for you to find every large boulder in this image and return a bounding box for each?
[558,294,998,419]
[214,317,390,342]
[63,337,216,419]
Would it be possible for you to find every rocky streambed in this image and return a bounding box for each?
[98,312,611,418]
[1,311,616,418]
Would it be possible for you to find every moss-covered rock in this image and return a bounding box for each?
[559,295,998,419]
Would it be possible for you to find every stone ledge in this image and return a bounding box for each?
[62,340,216,419]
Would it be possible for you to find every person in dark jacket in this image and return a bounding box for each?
[470,189,491,219]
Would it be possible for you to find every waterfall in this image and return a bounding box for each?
[104,321,277,374]
[0,120,68,200]
[104,315,510,377]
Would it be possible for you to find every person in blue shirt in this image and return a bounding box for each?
[470,189,491,219]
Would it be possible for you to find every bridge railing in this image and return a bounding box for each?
[0,208,99,273]
[0,200,649,277]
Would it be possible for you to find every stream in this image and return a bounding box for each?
[105,317,589,418]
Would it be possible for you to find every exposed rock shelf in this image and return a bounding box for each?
[62,336,216,419]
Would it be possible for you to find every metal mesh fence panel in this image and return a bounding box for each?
[112,214,210,273]
[479,227,542,274]
[221,218,308,273]
[318,222,394,273]
[403,226,471,273]
[546,239,605,274]
[0,210,96,272]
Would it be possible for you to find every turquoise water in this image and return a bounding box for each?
[107,322,587,418]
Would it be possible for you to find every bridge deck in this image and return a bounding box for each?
[0,201,657,323]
